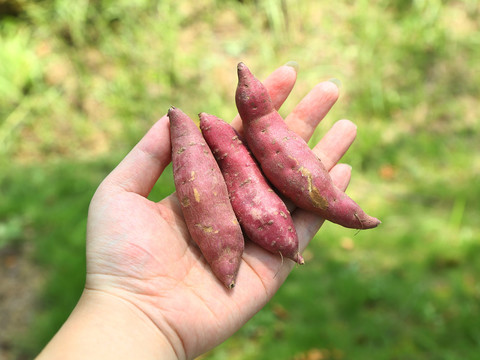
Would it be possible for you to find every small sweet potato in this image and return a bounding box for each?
[199,112,304,264]
[235,63,380,229]
[168,107,244,288]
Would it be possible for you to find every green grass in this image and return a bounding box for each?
[1,0,479,358]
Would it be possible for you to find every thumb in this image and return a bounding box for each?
[102,115,171,197]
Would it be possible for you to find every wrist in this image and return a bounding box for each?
[37,288,177,360]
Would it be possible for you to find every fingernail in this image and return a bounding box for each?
[284,61,299,72]
[342,164,353,176]
[328,78,342,89]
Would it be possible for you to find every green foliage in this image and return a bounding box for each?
[0,22,41,103]
[1,0,479,358]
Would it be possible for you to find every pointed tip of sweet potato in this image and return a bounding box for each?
[294,253,305,265]
[198,112,213,125]
[358,215,382,229]
[236,62,275,122]
[236,62,254,85]
[237,61,247,71]
[371,217,382,228]
[210,247,243,290]
[220,275,237,290]
[167,106,181,122]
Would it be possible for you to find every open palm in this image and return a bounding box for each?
[84,64,357,360]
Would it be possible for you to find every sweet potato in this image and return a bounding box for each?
[235,63,381,229]
[199,112,304,264]
[168,107,244,288]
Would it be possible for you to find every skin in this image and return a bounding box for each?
[37,63,358,360]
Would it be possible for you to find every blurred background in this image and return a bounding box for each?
[1,0,479,359]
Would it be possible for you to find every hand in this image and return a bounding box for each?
[38,64,357,360]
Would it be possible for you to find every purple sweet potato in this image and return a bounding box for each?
[235,63,380,229]
[168,107,244,288]
[199,112,304,264]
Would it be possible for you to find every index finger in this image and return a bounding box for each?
[284,80,339,141]
[100,115,172,197]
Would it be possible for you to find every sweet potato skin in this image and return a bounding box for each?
[199,112,304,264]
[168,107,244,288]
[235,63,380,229]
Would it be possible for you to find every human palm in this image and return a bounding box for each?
[84,64,357,359]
